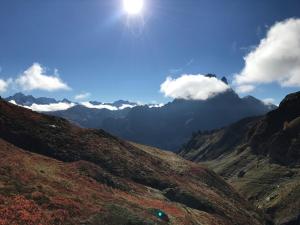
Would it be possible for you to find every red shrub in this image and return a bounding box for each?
[0,195,49,225]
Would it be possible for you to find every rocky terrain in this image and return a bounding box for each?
[179,91,300,225]
[0,97,267,225]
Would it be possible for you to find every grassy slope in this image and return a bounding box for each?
[0,99,265,225]
[201,148,300,225]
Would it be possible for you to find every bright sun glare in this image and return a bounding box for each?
[123,0,144,15]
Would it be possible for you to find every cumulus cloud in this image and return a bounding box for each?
[75,92,91,100]
[9,100,75,112]
[234,18,300,92]
[160,74,230,100]
[0,79,10,93]
[15,63,70,91]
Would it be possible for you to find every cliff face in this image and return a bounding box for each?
[248,91,300,165]
[0,99,266,225]
[179,92,300,225]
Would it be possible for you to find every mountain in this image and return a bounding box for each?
[5,92,59,106]
[102,89,276,151]
[5,93,137,111]
[5,93,138,123]
[5,84,276,151]
[179,91,300,225]
[50,105,131,128]
[62,98,72,103]
[0,96,267,225]
[111,100,137,108]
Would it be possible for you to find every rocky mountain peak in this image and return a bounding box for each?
[221,76,228,84]
[205,73,217,78]
[279,91,300,108]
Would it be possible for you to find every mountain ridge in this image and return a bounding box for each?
[102,89,276,151]
[4,85,276,151]
[179,91,300,225]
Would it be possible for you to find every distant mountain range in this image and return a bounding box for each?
[179,91,300,225]
[5,78,276,151]
[100,90,276,151]
[6,92,71,106]
[6,92,140,110]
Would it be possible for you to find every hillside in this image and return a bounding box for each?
[0,97,267,225]
[179,91,300,225]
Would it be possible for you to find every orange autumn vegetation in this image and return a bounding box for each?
[0,195,48,225]
[0,99,267,225]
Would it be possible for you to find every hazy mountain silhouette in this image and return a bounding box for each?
[102,89,276,151]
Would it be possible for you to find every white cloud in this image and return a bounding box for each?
[80,102,138,110]
[28,102,75,112]
[119,104,137,110]
[9,100,75,112]
[160,74,230,100]
[15,63,70,91]
[0,79,9,93]
[262,98,275,105]
[235,84,255,94]
[75,92,91,100]
[81,102,118,111]
[234,18,300,93]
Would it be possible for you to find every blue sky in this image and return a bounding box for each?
[0,0,299,105]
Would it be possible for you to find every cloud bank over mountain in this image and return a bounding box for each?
[81,101,119,111]
[234,18,300,93]
[9,100,75,112]
[160,74,230,100]
[0,79,10,93]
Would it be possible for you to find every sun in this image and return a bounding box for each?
[123,0,144,15]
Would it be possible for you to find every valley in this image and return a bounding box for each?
[180,92,300,225]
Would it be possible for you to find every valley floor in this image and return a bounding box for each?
[200,148,300,225]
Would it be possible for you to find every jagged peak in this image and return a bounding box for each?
[221,76,228,84]
[61,98,72,103]
[205,73,217,78]
[12,92,26,97]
